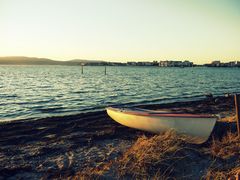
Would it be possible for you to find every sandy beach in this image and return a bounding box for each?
[0,95,239,179]
[2,0,240,178]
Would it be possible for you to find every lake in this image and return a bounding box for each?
[0,65,239,122]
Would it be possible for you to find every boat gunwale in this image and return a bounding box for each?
[106,107,217,119]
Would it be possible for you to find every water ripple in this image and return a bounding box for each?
[0,66,240,121]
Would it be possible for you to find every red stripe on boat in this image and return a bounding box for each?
[108,108,215,118]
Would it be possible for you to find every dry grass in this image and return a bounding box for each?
[116,130,199,179]
[210,132,240,159]
[205,167,240,180]
[71,128,240,179]
[71,161,114,180]
[220,115,236,122]
[204,131,240,180]
[71,130,196,179]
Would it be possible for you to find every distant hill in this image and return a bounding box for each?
[69,59,106,63]
[0,56,61,65]
[0,56,106,65]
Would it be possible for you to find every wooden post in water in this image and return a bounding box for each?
[81,64,83,74]
[234,94,240,137]
[104,66,106,75]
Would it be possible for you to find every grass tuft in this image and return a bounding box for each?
[116,130,195,179]
[204,131,240,179]
[210,131,240,159]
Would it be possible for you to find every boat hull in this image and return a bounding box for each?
[106,107,217,144]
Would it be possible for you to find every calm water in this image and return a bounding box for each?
[0,65,240,122]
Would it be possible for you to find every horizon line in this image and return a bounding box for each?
[1,55,240,65]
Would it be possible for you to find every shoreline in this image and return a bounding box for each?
[0,95,239,179]
[0,93,236,125]
[2,91,240,124]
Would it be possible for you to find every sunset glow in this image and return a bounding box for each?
[1,0,240,64]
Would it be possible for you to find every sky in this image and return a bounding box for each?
[0,0,240,64]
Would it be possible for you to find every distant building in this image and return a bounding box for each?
[159,60,168,67]
[138,61,154,66]
[237,61,240,67]
[159,60,193,67]
[127,61,158,66]
[205,60,239,67]
[228,61,237,67]
[127,62,137,66]
[211,61,221,67]
[182,60,193,67]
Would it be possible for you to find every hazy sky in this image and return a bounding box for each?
[1,0,240,64]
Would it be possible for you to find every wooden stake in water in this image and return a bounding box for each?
[234,94,240,137]
[81,64,83,74]
[104,66,106,75]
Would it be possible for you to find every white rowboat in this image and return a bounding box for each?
[106,107,218,144]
